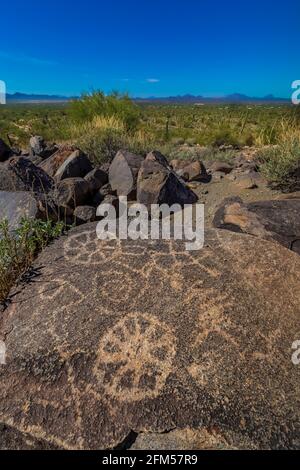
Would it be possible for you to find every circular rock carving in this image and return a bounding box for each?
[93,313,177,401]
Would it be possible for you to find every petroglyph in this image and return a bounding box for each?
[1,225,300,449]
[64,228,121,265]
[93,313,177,401]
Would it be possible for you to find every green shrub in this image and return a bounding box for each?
[212,129,240,148]
[0,218,65,302]
[257,133,300,191]
[72,115,156,164]
[185,137,197,146]
[68,91,141,130]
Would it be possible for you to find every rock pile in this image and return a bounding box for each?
[0,137,199,229]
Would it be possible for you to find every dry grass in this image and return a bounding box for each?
[257,121,300,190]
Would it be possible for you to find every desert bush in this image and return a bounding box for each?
[257,129,300,191]
[68,91,141,130]
[185,137,197,146]
[0,218,64,302]
[212,129,241,148]
[72,115,156,164]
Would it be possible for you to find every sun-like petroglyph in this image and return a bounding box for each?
[93,313,177,401]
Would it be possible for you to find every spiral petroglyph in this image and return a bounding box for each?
[93,313,177,401]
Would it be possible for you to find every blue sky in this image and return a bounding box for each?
[0,0,299,97]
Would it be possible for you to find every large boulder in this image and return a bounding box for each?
[213,197,300,254]
[0,225,299,449]
[0,157,58,220]
[0,157,54,194]
[0,139,12,162]
[109,150,144,198]
[0,191,39,231]
[137,151,198,208]
[54,150,93,182]
[39,145,78,178]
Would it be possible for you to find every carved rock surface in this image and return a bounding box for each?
[0,225,299,449]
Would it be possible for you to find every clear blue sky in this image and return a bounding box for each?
[0,0,299,97]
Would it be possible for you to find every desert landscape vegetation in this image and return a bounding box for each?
[0,0,300,456]
[1,94,300,301]
[0,92,300,450]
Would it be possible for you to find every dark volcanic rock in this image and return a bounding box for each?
[29,136,45,156]
[109,150,144,198]
[92,184,117,207]
[137,151,198,208]
[0,157,54,194]
[213,197,300,254]
[29,136,57,159]
[170,159,208,182]
[0,191,39,230]
[0,157,58,220]
[0,225,299,449]
[0,139,12,162]
[54,177,90,208]
[84,168,108,192]
[54,150,93,182]
[39,145,78,178]
[73,205,96,225]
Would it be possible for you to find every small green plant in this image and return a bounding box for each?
[0,218,65,302]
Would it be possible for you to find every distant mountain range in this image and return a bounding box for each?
[134,93,290,104]
[6,92,74,102]
[6,92,290,104]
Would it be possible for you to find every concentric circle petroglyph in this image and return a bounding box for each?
[93,313,177,401]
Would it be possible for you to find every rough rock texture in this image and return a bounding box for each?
[0,158,58,219]
[170,159,208,182]
[92,184,116,207]
[0,139,12,162]
[29,136,46,157]
[54,178,90,208]
[233,172,261,189]
[54,150,93,182]
[131,428,239,450]
[84,168,108,192]
[109,150,144,198]
[213,197,300,254]
[39,146,78,178]
[73,206,96,225]
[0,191,39,231]
[0,157,54,194]
[210,161,233,174]
[29,136,57,159]
[0,225,299,450]
[137,151,198,208]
